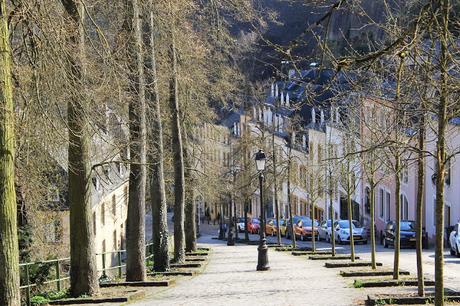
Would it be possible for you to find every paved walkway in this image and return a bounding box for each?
[131,235,365,306]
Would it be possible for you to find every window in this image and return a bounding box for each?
[48,187,60,202]
[385,191,391,222]
[101,202,106,226]
[318,144,322,163]
[117,162,124,176]
[379,189,384,218]
[400,194,409,220]
[102,239,106,254]
[124,186,128,207]
[113,230,117,250]
[92,177,100,191]
[400,163,409,184]
[446,159,451,185]
[309,142,314,160]
[112,195,117,217]
[45,220,62,243]
[93,212,97,235]
[365,187,370,214]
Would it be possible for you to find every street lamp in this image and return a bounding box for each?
[255,150,269,271]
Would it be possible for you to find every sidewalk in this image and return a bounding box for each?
[131,234,366,306]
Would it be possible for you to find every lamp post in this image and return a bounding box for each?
[255,150,269,271]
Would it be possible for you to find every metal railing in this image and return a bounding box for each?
[20,243,154,306]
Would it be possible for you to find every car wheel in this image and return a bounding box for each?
[383,238,388,248]
[451,248,456,256]
[363,240,368,245]
[457,245,460,258]
[337,236,342,245]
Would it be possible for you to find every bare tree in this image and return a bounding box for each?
[61,0,99,296]
[146,0,170,272]
[125,0,147,281]
[0,0,20,304]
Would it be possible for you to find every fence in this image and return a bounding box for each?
[20,243,153,306]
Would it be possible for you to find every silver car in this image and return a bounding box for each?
[318,220,332,241]
[334,220,367,245]
[450,223,460,257]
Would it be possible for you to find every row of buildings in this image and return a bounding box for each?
[204,66,459,246]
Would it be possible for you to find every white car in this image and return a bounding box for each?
[318,220,332,241]
[237,217,246,233]
[450,223,460,257]
[334,220,367,244]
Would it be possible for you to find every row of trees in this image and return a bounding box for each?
[0,0,258,304]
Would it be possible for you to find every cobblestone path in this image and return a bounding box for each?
[131,235,365,306]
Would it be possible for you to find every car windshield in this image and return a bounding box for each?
[352,221,361,228]
[252,219,260,224]
[400,221,415,231]
[337,220,355,229]
[301,218,319,226]
[238,218,245,223]
[327,220,332,227]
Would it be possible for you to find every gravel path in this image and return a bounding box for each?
[131,235,366,306]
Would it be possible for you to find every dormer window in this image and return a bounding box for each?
[117,162,124,176]
[92,176,101,191]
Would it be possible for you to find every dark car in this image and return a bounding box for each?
[383,220,428,248]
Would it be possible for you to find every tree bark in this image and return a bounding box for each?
[125,0,147,281]
[184,127,197,253]
[434,1,449,303]
[370,176,377,270]
[287,146,296,248]
[416,109,425,297]
[347,161,355,262]
[168,30,186,263]
[330,170,336,256]
[146,0,170,272]
[393,153,401,279]
[272,114,281,246]
[0,0,20,304]
[61,0,99,297]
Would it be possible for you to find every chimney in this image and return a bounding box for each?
[271,83,275,97]
[320,110,325,124]
[312,108,316,124]
[280,92,284,105]
[275,84,279,97]
[286,93,290,107]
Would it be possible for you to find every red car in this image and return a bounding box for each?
[248,218,260,234]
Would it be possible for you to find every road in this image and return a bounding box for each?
[255,230,460,292]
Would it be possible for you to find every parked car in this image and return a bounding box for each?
[237,217,246,233]
[248,218,260,234]
[278,219,287,237]
[318,220,332,241]
[449,223,460,257]
[286,216,319,241]
[265,219,277,236]
[333,220,367,244]
[383,220,428,248]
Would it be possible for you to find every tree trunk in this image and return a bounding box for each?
[347,161,355,262]
[311,202,316,252]
[0,1,20,303]
[61,0,99,296]
[416,109,425,297]
[168,30,186,263]
[287,146,296,248]
[272,116,281,246]
[370,177,377,270]
[126,0,147,281]
[434,1,449,304]
[330,171,336,257]
[146,0,170,272]
[393,153,401,279]
[184,127,197,253]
